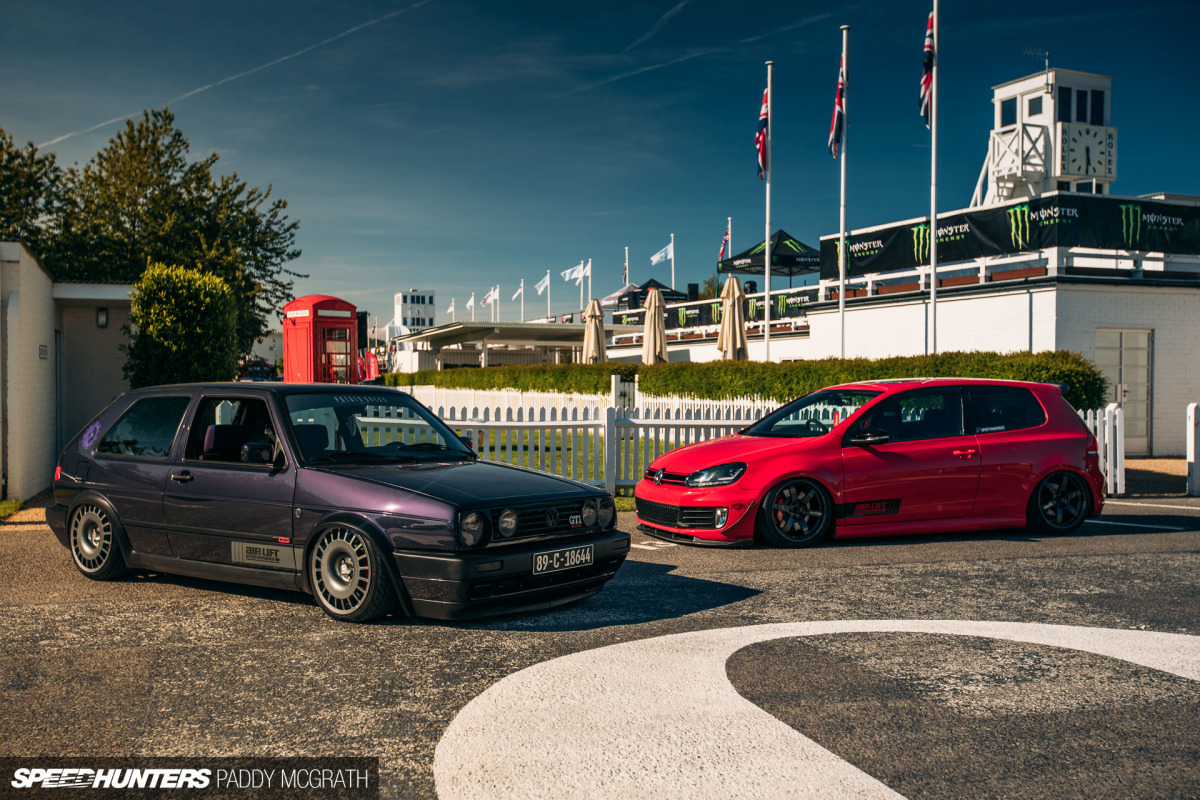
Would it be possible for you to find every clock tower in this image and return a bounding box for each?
[972,69,1116,206]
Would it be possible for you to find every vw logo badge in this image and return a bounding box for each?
[545,508,560,528]
[654,469,665,485]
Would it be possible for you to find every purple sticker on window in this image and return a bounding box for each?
[81,421,101,449]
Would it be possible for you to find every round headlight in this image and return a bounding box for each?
[498,508,519,538]
[597,496,615,528]
[581,499,598,527]
[460,512,487,547]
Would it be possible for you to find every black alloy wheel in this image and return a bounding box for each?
[1028,471,1090,535]
[758,479,834,548]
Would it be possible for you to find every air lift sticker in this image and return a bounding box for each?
[232,542,298,569]
[844,498,902,518]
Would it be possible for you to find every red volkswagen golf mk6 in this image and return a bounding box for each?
[634,378,1105,547]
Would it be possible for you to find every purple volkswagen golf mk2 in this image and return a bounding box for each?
[47,383,628,622]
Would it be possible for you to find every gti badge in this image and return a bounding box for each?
[654,469,665,485]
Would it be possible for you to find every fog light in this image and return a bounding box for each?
[460,512,487,546]
[582,499,598,526]
[715,507,729,528]
[498,508,519,538]
[597,496,615,527]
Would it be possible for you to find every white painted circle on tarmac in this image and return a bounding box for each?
[434,620,1200,800]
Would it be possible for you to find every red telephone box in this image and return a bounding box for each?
[282,295,358,384]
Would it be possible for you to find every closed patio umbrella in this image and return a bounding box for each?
[582,299,606,364]
[716,275,749,361]
[641,288,668,365]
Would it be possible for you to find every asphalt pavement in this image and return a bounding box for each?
[1,499,1198,799]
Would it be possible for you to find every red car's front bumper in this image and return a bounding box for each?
[633,479,760,544]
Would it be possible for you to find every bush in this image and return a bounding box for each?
[123,263,239,388]
[382,350,1106,411]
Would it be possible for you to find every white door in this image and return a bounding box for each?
[1094,328,1152,455]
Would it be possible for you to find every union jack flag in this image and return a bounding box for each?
[755,88,769,179]
[919,11,934,128]
[828,56,845,158]
[717,222,730,260]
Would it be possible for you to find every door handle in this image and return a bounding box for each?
[170,471,194,483]
[952,448,977,459]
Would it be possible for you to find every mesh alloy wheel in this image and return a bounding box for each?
[1029,471,1090,535]
[758,479,833,548]
[308,526,395,622]
[69,503,128,580]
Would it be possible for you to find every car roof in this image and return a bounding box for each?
[126,382,407,397]
[828,377,1058,393]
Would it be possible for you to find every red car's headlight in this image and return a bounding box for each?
[685,463,746,488]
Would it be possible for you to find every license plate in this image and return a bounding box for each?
[532,544,594,575]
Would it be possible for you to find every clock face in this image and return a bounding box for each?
[1062,124,1115,179]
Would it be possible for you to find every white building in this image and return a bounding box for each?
[395,289,437,332]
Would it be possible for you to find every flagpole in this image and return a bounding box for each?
[839,26,849,359]
[764,60,774,362]
[471,293,475,322]
[670,233,676,290]
[587,258,592,301]
[520,279,525,321]
[579,262,584,311]
[929,0,939,355]
[727,217,732,256]
[624,247,629,285]
[496,285,501,322]
[546,270,551,318]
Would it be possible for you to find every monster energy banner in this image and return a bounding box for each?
[620,293,809,330]
[818,194,1200,279]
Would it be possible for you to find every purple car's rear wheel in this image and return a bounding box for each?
[69,502,128,580]
[758,479,833,548]
[309,526,395,622]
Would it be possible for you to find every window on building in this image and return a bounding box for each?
[1027,96,1043,116]
[1000,97,1017,128]
[1075,89,1088,123]
[1058,87,1073,122]
[1057,181,1072,191]
[1090,90,1105,126]
[1075,180,1094,194]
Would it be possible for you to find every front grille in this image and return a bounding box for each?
[642,467,689,485]
[635,498,720,529]
[488,501,585,541]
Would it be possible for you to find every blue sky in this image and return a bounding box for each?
[4,1,1199,328]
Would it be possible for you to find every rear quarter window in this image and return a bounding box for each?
[968,386,1047,434]
[96,395,192,459]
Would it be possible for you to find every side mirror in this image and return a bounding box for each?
[848,430,890,446]
[241,441,275,464]
[459,435,475,450]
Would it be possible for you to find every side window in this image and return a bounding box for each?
[185,396,281,465]
[854,389,964,443]
[96,396,191,459]
[969,387,1047,434]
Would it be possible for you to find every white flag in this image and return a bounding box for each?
[512,282,523,301]
[535,273,550,295]
[650,241,673,265]
[481,286,498,307]
[561,261,584,282]
[446,298,455,315]
[466,293,475,310]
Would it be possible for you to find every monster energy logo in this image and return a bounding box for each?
[677,307,686,327]
[1006,204,1031,250]
[1120,204,1142,247]
[711,302,721,323]
[776,294,787,317]
[747,297,759,319]
[911,224,930,264]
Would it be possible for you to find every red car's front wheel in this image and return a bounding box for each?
[758,479,834,548]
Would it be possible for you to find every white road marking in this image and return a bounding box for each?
[629,544,659,550]
[434,621,1200,800]
[1106,500,1200,512]
[1086,519,1187,531]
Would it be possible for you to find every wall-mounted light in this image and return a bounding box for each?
[96,307,108,329]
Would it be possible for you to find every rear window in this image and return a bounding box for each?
[96,396,192,459]
[968,386,1046,434]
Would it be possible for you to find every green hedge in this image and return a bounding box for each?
[383,350,1106,410]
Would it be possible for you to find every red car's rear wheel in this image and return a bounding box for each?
[758,479,834,548]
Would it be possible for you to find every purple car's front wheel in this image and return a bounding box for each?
[309,526,395,622]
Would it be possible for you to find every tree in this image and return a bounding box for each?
[698,273,719,300]
[0,128,63,255]
[123,263,239,388]
[48,109,303,355]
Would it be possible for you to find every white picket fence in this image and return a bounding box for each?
[371,385,1129,496]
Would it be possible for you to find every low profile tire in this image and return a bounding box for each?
[308,526,395,622]
[69,502,129,580]
[1027,471,1090,535]
[758,479,834,548]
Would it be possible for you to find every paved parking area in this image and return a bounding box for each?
[1,499,1198,798]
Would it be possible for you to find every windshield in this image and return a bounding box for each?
[742,389,881,438]
[284,391,474,465]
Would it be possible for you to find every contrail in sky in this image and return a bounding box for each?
[38,0,432,148]
[623,0,690,53]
